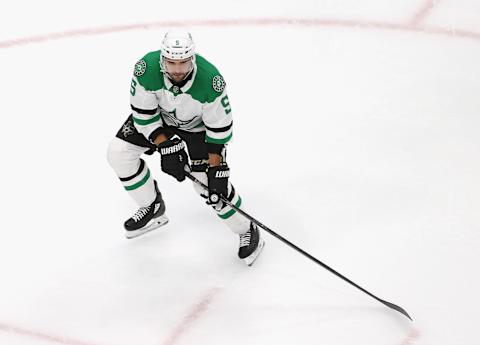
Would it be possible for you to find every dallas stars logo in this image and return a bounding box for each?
[134,60,147,77]
[212,75,225,93]
[121,120,135,137]
[160,108,195,127]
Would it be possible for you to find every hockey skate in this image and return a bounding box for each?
[124,181,168,239]
[238,222,265,266]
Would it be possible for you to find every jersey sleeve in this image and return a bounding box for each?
[202,87,233,145]
[130,76,162,140]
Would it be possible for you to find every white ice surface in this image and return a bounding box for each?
[1,1,480,344]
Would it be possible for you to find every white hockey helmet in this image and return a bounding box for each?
[160,30,195,60]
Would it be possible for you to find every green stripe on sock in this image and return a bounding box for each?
[124,169,151,191]
[218,196,242,219]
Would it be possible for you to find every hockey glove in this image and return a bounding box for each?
[207,164,230,206]
[157,138,189,182]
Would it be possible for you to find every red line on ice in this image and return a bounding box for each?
[399,328,421,345]
[161,287,222,345]
[0,322,104,345]
[1,16,480,49]
[409,0,440,27]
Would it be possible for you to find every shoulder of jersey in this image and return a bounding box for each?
[191,54,226,102]
[133,50,164,91]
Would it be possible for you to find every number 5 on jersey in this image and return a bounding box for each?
[130,79,137,96]
[221,95,231,115]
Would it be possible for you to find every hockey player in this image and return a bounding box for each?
[107,30,264,265]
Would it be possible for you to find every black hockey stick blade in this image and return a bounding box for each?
[379,299,413,321]
[185,171,412,321]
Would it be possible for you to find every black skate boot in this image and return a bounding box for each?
[124,181,168,239]
[238,222,265,266]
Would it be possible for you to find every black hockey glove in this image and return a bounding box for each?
[157,138,189,182]
[144,143,157,155]
[207,164,230,206]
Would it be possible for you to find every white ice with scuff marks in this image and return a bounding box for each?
[0,0,480,344]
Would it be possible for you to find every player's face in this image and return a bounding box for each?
[163,57,193,83]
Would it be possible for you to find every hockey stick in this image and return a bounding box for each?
[185,171,412,321]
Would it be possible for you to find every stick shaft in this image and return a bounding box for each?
[185,172,412,320]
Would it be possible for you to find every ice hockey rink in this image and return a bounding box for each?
[1,0,479,344]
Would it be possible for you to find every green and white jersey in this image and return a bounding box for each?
[130,50,232,145]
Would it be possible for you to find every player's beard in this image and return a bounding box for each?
[170,73,187,83]
[168,69,194,87]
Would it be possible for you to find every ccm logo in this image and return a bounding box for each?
[215,170,230,178]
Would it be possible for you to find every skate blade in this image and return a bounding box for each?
[125,215,169,239]
[243,239,265,266]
